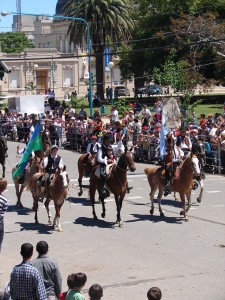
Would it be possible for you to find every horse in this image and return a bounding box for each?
[89,147,136,227]
[145,147,198,221]
[12,130,51,207]
[77,153,96,196]
[0,137,7,178]
[29,168,69,232]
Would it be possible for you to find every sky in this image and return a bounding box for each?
[0,0,56,32]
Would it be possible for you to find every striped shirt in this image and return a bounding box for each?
[10,261,47,300]
[0,194,8,224]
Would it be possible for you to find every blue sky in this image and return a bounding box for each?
[0,0,56,32]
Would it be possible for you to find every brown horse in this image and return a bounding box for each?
[29,168,69,232]
[145,152,197,221]
[77,153,96,196]
[0,137,7,178]
[12,130,51,207]
[89,148,136,227]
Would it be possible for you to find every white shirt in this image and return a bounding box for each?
[110,109,118,122]
[86,142,100,154]
[44,154,64,169]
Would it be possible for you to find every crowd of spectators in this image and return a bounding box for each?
[0,97,225,172]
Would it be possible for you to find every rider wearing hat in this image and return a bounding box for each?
[39,145,64,202]
[96,135,114,198]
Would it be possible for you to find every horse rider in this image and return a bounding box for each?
[83,135,100,176]
[96,135,114,199]
[163,140,185,196]
[39,145,64,202]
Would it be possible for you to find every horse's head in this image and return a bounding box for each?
[118,147,136,172]
[191,155,201,178]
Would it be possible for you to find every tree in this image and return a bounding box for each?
[62,0,134,100]
[0,32,34,53]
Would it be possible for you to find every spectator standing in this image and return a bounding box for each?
[109,106,118,123]
[0,178,8,273]
[79,106,87,120]
[32,241,62,300]
[10,243,47,300]
[66,272,87,300]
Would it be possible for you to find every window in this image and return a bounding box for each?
[63,69,73,87]
[9,70,20,88]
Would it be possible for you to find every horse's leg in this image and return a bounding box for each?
[53,202,63,232]
[158,187,164,217]
[149,186,156,215]
[100,193,106,218]
[2,162,5,178]
[180,193,188,221]
[185,192,192,214]
[44,198,52,225]
[90,177,97,219]
[115,193,125,227]
[17,185,25,208]
[78,167,84,196]
[197,179,204,203]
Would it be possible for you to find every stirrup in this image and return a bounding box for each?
[193,180,199,190]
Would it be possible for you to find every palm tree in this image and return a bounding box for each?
[62,0,134,100]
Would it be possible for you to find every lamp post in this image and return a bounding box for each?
[33,63,39,94]
[108,61,114,105]
[1,10,93,116]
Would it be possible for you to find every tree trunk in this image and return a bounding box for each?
[95,46,104,100]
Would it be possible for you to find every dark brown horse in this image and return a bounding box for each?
[29,168,69,231]
[89,148,136,227]
[0,137,7,178]
[12,130,51,207]
[77,153,96,196]
[145,152,197,221]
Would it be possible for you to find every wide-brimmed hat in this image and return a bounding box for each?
[51,145,58,151]
[103,135,112,141]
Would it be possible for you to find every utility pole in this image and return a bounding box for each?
[16,0,22,31]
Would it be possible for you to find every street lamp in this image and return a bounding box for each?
[33,63,39,94]
[1,10,93,116]
[108,61,114,105]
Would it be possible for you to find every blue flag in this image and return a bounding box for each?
[13,120,43,178]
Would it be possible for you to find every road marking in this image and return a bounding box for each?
[206,191,222,193]
[190,207,198,210]
[213,205,225,208]
[126,196,143,199]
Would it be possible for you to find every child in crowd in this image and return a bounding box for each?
[59,273,75,300]
[65,272,87,300]
[147,287,162,300]
[88,284,103,300]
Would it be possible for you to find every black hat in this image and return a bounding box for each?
[103,135,111,141]
[51,145,58,151]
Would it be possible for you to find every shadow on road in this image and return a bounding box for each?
[7,204,32,216]
[127,213,183,224]
[15,222,54,234]
[74,217,115,229]
[66,196,91,206]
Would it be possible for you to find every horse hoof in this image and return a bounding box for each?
[48,220,53,225]
[150,209,154,215]
[160,212,165,217]
[93,215,98,220]
[78,191,82,197]
[101,213,105,218]
[58,228,63,232]
[180,211,184,216]
[184,217,189,222]
[16,201,23,208]
[197,197,201,203]
[119,222,124,228]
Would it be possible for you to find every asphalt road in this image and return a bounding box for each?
[0,141,225,300]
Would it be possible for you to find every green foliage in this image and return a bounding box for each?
[25,81,36,91]
[0,32,34,53]
[114,98,130,117]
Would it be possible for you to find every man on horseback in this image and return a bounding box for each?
[163,136,185,196]
[96,135,114,199]
[39,145,64,202]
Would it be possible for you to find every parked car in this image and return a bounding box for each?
[137,84,162,96]
[114,86,130,97]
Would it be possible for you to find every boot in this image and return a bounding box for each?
[164,184,171,196]
[100,175,110,199]
[193,180,199,190]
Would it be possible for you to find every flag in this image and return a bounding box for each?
[13,120,43,178]
[160,106,167,160]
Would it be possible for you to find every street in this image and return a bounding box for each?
[0,141,225,300]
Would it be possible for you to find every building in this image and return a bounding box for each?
[0,0,133,98]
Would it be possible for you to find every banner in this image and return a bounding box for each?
[163,97,181,130]
[82,53,89,79]
[13,120,43,178]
